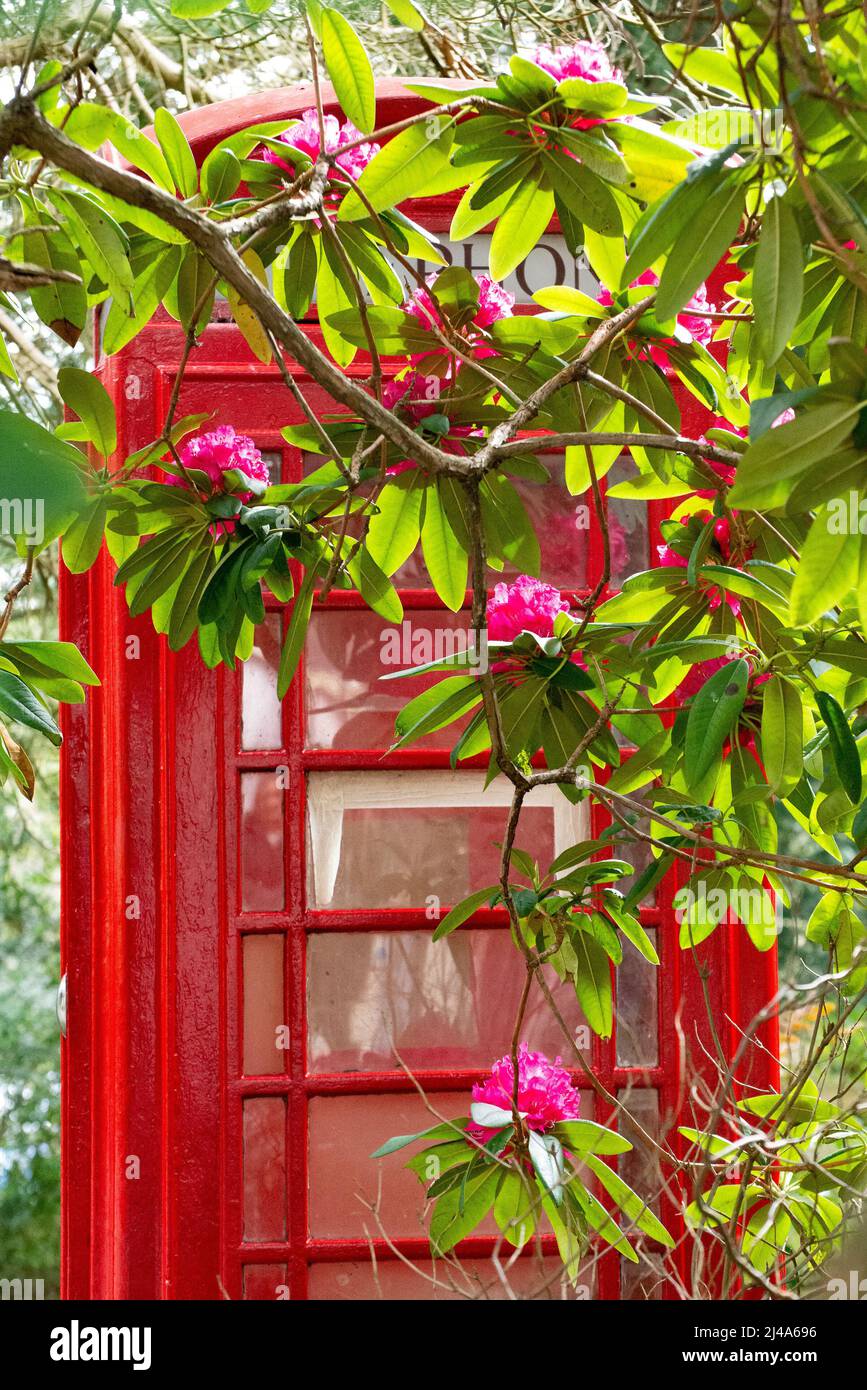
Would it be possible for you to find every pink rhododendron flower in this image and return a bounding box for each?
[406,273,514,342]
[469,1043,581,1144]
[675,652,739,701]
[260,108,379,182]
[383,374,477,475]
[597,269,714,350]
[657,511,753,618]
[487,574,571,643]
[529,40,622,85]
[170,426,270,500]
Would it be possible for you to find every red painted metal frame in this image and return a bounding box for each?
[59,82,779,1302]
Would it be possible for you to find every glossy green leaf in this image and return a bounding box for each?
[489,175,555,281]
[57,367,117,457]
[421,478,468,611]
[321,8,376,134]
[154,107,198,197]
[0,671,62,745]
[817,690,862,804]
[656,177,744,321]
[760,676,803,797]
[753,197,804,365]
[684,657,749,791]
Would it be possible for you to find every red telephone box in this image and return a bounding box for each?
[58,81,779,1301]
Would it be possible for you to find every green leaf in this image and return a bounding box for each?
[341,119,453,219]
[50,189,134,314]
[384,0,425,29]
[583,1154,674,1246]
[102,245,181,356]
[760,676,803,797]
[728,401,863,511]
[0,641,98,685]
[0,671,62,745]
[431,884,499,941]
[429,1163,500,1254]
[168,545,214,651]
[104,111,174,191]
[321,8,376,134]
[202,146,242,203]
[789,507,860,623]
[421,478,468,611]
[60,496,108,574]
[542,151,622,235]
[57,367,117,457]
[367,472,424,575]
[817,690,862,804]
[493,1170,536,1247]
[392,676,482,751]
[552,1120,632,1156]
[571,926,613,1037]
[154,106,198,197]
[0,410,90,549]
[278,230,318,318]
[622,171,714,285]
[489,174,555,280]
[346,545,403,622]
[753,197,803,365]
[17,214,86,346]
[683,657,749,792]
[370,1118,467,1158]
[171,0,233,13]
[656,177,743,320]
[277,565,317,699]
[315,233,356,367]
[604,893,660,964]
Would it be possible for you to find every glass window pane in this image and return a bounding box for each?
[243,934,286,1075]
[305,608,475,750]
[308,1091,473,1239]
[243,1264,289,1299]
[617,1088,661,1215]
[308,1090,592,1240]
[511,454,589,590]
[243,1098,286,1241]
[306,770,588,911]
[616,929,659,1068]
[307,929,590,1072]
[240,771,285,911]
[259,449,283,485]
[242,613,283,750]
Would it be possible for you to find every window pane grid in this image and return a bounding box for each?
[232,456,652,1299]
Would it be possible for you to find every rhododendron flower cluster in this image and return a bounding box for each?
[529,40,622,85]
[598,269,714,350]
[657,512,752,617]
[260,108,379,182]
[383,373,478,475]
[406,273,514,338]
[170,426,270,501]
[469,1043,581,1144]
[487,574,571,643]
